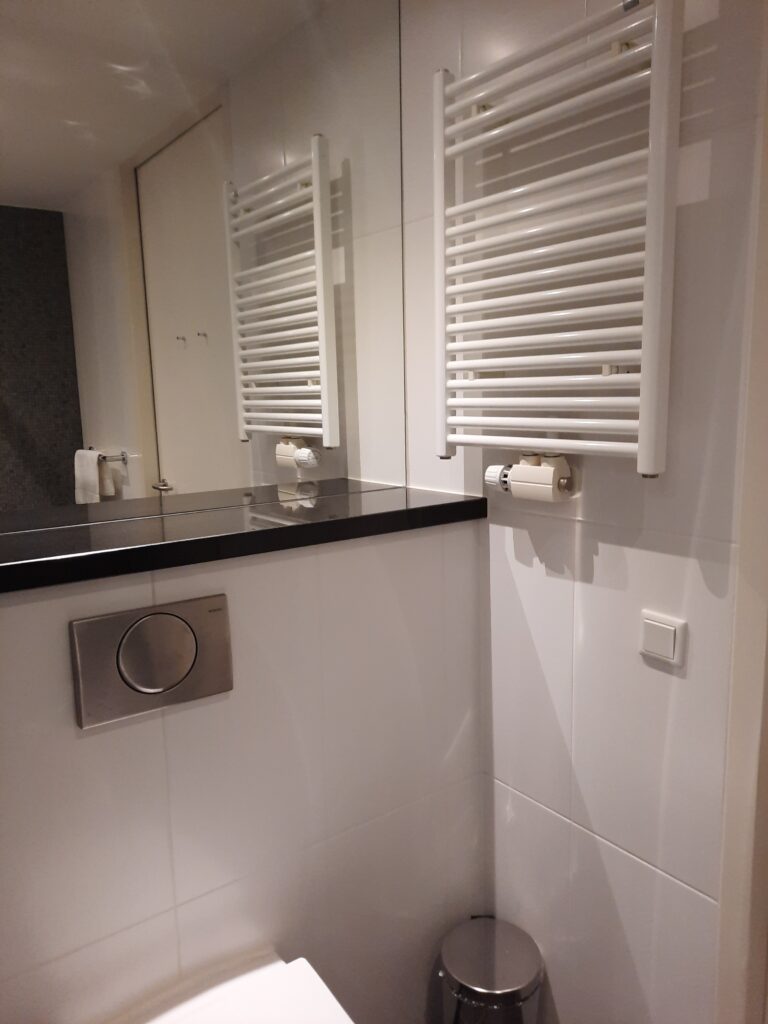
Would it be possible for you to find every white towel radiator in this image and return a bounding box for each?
[434,0,682,476]
[225,135,339,448]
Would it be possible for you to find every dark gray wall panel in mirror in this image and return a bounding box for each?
[0,206,83,511]
[0,0,405,544]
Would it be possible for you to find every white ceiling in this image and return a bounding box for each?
[0,0,320,209]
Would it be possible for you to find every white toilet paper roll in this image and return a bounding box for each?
[506,456,570,502]
[275,439,320,471]
[276,439,302,469]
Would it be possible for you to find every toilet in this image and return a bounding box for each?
[108,951,354,1023]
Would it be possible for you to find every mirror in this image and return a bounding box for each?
[0,0,405,528]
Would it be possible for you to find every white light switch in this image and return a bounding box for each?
[641,610,686,666]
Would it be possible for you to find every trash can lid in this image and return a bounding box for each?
[439,918,544,1008]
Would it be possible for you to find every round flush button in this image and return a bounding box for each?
[117,613,197,694]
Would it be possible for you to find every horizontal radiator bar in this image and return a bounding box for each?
[447,415,640,434]
[448,395,641,409]
[234,250,314,282]
[447,372,642,391]
[446,201,648,259]
[447,434,640,456]
[445,227,647,279]
[447,349,641,372]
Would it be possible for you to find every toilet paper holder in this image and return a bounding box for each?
[87,447,128,466]
[485,455,574,503]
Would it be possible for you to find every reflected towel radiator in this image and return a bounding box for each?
[434,0,682,475]
[225,135,339,447]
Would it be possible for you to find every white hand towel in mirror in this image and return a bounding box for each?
[121,453,146,499]
[112,462,128,499]
[75,449,101,504]
[98,457,116,498]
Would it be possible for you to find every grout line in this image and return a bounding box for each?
[0,907,179,987]
[305,769,488,853]
[488,500,740,552]
[568,523,577,822]
[493,770,572,825]
[493,777,718,904]
[172,874,245,913]
[166,772,492,920]
[712,540,741,865]
[157,706,183,974]
[397,0,412,489]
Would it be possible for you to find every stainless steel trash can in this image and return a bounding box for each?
[438,918,544,1023]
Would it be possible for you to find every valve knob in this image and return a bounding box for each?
[294,447,320,469]
[484,464,510,492]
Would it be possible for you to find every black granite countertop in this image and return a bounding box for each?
[0,484,486,594]
[0,477,388,534]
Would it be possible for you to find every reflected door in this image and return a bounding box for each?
[137,108,250,495]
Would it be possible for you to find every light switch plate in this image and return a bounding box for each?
[641,609,687,666]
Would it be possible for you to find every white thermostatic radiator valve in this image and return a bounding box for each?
[275,439,320,471]
[485,455,573,503]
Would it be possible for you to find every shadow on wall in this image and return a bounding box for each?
[484,482,733,1021]
[485,517,650,1022]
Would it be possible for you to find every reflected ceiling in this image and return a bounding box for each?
[0,0,323,207]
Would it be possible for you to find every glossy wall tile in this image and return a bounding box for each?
[0,521,488,1024]
[0,575,175,982]
[401,0,763,1020]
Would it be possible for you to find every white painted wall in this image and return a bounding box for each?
[227,0,406,487]
[137,109,251,495]
[0,522,488,1024]
[401,1,766,1021]
[64,168,158,496]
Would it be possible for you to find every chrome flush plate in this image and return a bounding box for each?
[70,594,233,729]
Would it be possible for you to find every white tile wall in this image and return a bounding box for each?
[571,526,734,898]
[492,780,572,1019]
[401,0,764,1021]
[175,871,307,976]
[155,549,325,899]
[458,0,584,79]
[342,226,406,485]
[490,518,575,818]
[400,0,461,225]
[493,781,719,1024]
[0,913,179,1024]
[564,818,718,1024]
[0,576,175,982]
[0,521,486,1024]
[303,774,490,1024]
[317,529,483,838]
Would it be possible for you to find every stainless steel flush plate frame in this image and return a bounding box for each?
[70,594,233,729]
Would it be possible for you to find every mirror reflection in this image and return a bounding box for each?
[0,0,405,525]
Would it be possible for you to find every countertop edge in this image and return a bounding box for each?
[0,494,487,595]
